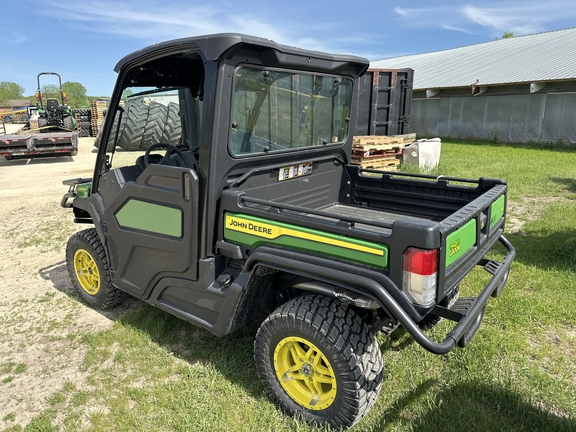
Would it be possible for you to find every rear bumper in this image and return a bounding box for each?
[246,235,515,355]
[407,235,515,353]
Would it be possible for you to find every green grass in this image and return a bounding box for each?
[9,140,576,431]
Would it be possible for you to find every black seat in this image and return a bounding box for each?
[46,99,59,111]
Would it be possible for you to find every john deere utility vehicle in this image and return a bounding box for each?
[61,34,515,429]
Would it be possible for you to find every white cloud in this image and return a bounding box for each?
[32,0,367,58]
[462,5,544,34]
[37,0,283,42]
[394,1,576,37]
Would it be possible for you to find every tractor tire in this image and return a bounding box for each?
[140,101,167,150]
[66,228,126,310]
[79,121,91,137]
[118,101,148,150]
[93,127,102,148]
[254,294,383,429]
[161,102,182,146]
[37,117,48,131]
[93,109,125,149]
[63,116,75,131]
[93,125,115,151]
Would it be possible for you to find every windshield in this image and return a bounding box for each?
[230,67,353,156]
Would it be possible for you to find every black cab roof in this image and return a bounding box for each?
[114,33,370,76]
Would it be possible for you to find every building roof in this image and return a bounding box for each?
[0,100,31,109]
[370,27,576,90]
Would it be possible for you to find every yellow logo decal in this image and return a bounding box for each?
[226,216,277,238]
[449,239,461,257]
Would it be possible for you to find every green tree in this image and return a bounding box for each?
[62,81,88,108]
[495,31,514,40]
[0,81,25,107]
[39,84,62,105]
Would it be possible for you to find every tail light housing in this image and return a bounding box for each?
[402,247,438,306]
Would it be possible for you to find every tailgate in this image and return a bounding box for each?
[437,182,507,298]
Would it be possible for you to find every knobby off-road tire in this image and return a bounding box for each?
[37,117,48,131]
[66,228,126,310]
[118,101,148,151]
[63,115,75,131]
[254,295,383,429]
[140,101,168,150]
[161,102,182,146]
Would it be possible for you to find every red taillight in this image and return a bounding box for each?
[403,247,438,305]
[403,248,438,275]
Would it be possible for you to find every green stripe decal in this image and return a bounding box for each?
[490,194,505,228]
[445,219,476,267]
[116,199,182,237]
[224,213,388,269]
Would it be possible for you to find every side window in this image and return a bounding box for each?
[100,88,202,169]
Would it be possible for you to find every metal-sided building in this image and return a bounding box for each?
[371,27,576,144]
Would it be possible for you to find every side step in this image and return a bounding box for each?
[432,297,476,322]
[428,297,486,347]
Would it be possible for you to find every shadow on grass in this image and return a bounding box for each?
[509,228,576,273]
[374,379,575,431]
[36,257,574,430]
[550,177,576,193]
[38,260,141,320]
[37,259,258,386]
[118,303,262,390]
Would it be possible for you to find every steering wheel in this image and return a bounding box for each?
[143,143,192,169]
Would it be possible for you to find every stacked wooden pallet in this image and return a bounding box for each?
[351,133,416,170]
[90,101,107,135]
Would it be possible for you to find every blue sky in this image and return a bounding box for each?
[2,0,575,97]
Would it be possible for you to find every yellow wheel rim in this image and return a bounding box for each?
[274,336,337,410]
[73,248,100,295]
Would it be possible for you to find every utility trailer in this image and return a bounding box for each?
[0,72,80,161]
[0,129,78,160]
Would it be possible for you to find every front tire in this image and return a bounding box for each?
[254,295,383,429]
[66,228,126,310]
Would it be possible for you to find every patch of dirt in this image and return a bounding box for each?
[527,325,576,386]
[505,196,564,234]
[0,137,139,429]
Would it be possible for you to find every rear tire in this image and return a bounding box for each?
[63,115,75,131]
[37,117,48,131]
[254,295,383,429]
[66,228,126,310]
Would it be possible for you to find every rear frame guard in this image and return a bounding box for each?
[245,235,515,355]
